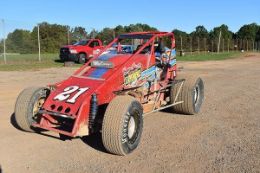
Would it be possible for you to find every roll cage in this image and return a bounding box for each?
[74,32,175,76]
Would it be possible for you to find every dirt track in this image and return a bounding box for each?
[0,54,259,173]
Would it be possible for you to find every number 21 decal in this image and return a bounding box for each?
[54,86,89,103]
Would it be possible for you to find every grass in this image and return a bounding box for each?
[0,53,81,71]
[0,51,243,71]
[177,52,242,61]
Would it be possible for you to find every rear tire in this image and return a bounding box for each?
[102,96,143,156]
[14,87,49,132]
[170,75,204,115]
[78,53,87,64]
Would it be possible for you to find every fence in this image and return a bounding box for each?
[174,36,260,56]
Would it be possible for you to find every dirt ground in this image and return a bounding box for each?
[0,54,259,173]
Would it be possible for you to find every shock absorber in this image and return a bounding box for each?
[89,93,98,133]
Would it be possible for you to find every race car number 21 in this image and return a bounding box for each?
[54,86,89,103]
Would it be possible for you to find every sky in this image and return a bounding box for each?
[0,0,259,36]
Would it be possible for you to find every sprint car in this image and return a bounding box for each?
[14,32,204,155]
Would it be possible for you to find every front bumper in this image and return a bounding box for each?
[60,53,78,62]
[60,48,78,62]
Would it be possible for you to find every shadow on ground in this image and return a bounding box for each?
[10,112,61,140]
[81,133,108,154]
[54,59,63,63]
[10,113,108,153]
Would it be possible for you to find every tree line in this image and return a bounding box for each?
[0,22,259,53]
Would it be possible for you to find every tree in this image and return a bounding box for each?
[70,26,88,43]
[237,23,258,40]
[189,25,209,51]
[96,27,115,44]
[124,23,157,33]
[209,24,233,39]
[256,27,260,41]
[191,25,209,38]
[5,29,34,53]
[172,29,189,50]
[208,24,233,51]
[31,22,68,53]
[0,39,3,53]
[114,25,125,37]
[95,23,158,45]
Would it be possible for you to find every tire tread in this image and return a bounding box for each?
[102,96,137,155]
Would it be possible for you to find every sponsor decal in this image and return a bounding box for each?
[123,63,142,86]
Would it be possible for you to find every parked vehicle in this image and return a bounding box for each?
[60,39,103,64]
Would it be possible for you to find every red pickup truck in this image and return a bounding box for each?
[60,39,103,64]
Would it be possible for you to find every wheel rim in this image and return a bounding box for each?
[128,116,136,139]
[32,98,45,119]
[194,85,199,104]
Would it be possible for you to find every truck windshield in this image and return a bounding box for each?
[74,40,90,46]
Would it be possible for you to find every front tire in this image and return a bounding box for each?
[14,87,49,132]
[170,75,204,115]
[102,96,143,156]
[78,53,87,64]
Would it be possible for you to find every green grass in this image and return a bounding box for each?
[0,53,81,71]
[0,52,243,71]
[177,52,242,61]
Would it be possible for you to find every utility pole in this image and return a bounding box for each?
[222,38,224,52]
[2,19,6,64]
[234,39,237,51]
[204,38,206,54]
[217,30,222,53]
[227,39,230,52]
[67,26,70,45]
[246,40,248,51]
[241,39,243,50]
[180,36,183,51]
[37,25,41,62]
[190,37,192,55]
[211,40,213,53]
[197,37,200,54]
[90,28,96,39]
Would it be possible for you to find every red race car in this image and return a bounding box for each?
[14,32,204,156]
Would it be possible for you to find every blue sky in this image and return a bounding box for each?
[0,0,259,35]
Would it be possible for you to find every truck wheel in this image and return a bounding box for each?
[102,96,143,156]
[14,87,50,132]
[78,53,86,64]
[170,75,204,115]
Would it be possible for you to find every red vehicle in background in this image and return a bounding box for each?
[60,39,104,64]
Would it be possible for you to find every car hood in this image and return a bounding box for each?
[42,53,132,116]
[62,45,85,49]
[81,53,131,80]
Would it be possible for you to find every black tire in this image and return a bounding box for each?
[170,75,204,115]
[14,87,50,132]
[102,96,143,156]
[78,53,87,64]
